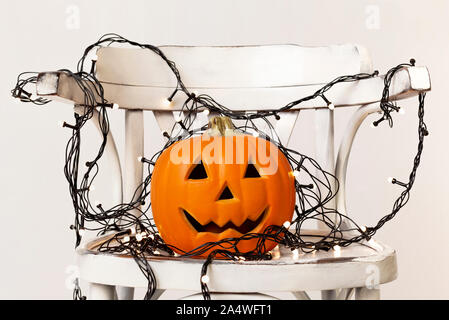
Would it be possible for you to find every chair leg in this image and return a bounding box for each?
[115,286,134,300]
[355,287,380,300]
[292,291,311,300]
[89,282,116,300]
[321,289,337,300]
[336,288,355,300]
[181,292,278,300]
[150,289,165,300]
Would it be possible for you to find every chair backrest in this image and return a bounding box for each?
[94,44,372,112]
[95,44,372,225]
[96,44,371,91]
[36,44,430,226]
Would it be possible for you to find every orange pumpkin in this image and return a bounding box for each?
[151,116,295,256]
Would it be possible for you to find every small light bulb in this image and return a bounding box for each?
[399,108,405,115]
[79,229,85,236]
[292,170,300,178]
[370,123,376,129]
[137,156,143,162]
[58,121,65,128]
[135,233,143,242]
[252,131,259,137]
[148,234,154,240]
[333,245,341,257]
[123,236,130,243]
[91,54,98,61]
[360,226,367,232]
[202,109,210,116]
[328,103,335,110]
[129,226,136,235]
[90,185,96,191]
[292,249,299,260]
[201,275,210,284]
[387,177,394,184]
[94,200,101,207]
[162,98,172,108]
[238,256,246,261]
[112,103,119,110]
[153,250,160,255]
[283,221,291,229]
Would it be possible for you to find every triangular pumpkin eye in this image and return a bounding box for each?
[188,161,208,179]
[244,163,261,178]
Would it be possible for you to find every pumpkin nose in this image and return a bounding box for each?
[218,185,234,200]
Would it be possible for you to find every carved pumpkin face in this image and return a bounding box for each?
[151,118,295,256]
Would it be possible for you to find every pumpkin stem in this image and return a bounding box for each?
[208,116,235,136]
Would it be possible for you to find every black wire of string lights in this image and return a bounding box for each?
[11,34,428,300]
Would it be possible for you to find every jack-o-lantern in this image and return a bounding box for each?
[151,116,295,256]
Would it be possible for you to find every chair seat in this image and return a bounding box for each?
[77,229,397,293]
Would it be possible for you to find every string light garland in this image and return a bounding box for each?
[73,278,86,300]
[11,33,428,300]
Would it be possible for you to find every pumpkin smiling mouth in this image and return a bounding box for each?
[183,208,268,234]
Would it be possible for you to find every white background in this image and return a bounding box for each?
[0,0,448,299]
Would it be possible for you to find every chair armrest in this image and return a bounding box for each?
[36,71,101,106]
[335,65,431,220]
[37,72,124,206]
[74,106,123,207]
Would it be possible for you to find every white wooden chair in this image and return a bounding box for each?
[36,44,431,300]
